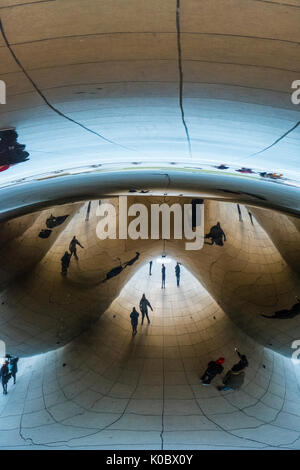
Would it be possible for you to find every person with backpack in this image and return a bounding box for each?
[201,357,225,385]
[139,294,153,325]
[0,361,11,395]
[130,307,139,336]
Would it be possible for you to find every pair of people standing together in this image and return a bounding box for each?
[130,294,153,335]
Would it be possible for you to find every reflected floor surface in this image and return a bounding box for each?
[0,261,300,450]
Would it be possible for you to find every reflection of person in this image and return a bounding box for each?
[0,361,10,395]
[9,357,19,385]
[175,262,181,287]
[161,264,166,289]
[130,307,139,335]
[201,358,225,385]
[139,294,153,325]
[261,297,300,319]
[205,222,226,246]
[61,251,71,275]
[149,261,153,276]
[0,129,29,166]
[69,236,84,260]
[237,204,242,222]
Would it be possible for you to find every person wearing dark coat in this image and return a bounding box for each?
[261,297,300,319]
[9,357,19,385]
[139,294,153,325]
[175,262,181,287]
[130,307,139,336]
[204,222,226,246]
[201,357,225,385]
[61,251,71,275]
[0,361,10,394]
[161,264,166,289]
[231,349,248,372]
[218,370,245,391]
[69,236,84,260]
[149,261,153,276]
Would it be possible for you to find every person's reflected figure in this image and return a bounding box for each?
[205,222,226,246]
[9,357,19,385]
[218,370,245,391]
[231,349,248,372]
[261,297,300,319]
[175,262,181,287]
[201,357,225,385]
[0,361,10,395]
[69,236,84,260]
[237,204,242,222]
[161,264,166,289]
[139,294,153,325]
[61,251,71,276]
[149,261,153,276]
[130,307,139,336]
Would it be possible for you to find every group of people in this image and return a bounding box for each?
[61,236,84,275]
[130,293,153,335]
[149,261,181,288]
[0,355,19,395]
[201,349,248,391]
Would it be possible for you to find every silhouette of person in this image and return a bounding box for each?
[261,297,300,319]
[61,251,71,275]
[69,236,84,260]
[9,357,19,385]
[237,204,242,222]
[205,222,226,246]
[161,264,166,289]
[175,262,181,287]
[248,211,254,225]
[139,294,153,325]
[218,370,245,391]
[130,307,139,335]
[149,260,153,276]
[0,361,10,395]
[231,349,248,372]
[201,357,225,385]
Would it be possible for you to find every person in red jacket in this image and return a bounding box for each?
[201,357,225,385]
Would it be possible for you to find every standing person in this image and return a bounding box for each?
[237,204,242,222]
[9,357,19,385]
[231,348,248,372]
[175,262,181,287]
[161,264,166,289]
[248,211,254,225]
[149,260,153,276]
[61,251,71,276]
[201,357,225,385]
[130,307,139,336]
[0,361,10,395]
[139,294,153,325]
[69,236,84,260]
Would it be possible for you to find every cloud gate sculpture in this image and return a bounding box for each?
[0,0,299,452]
